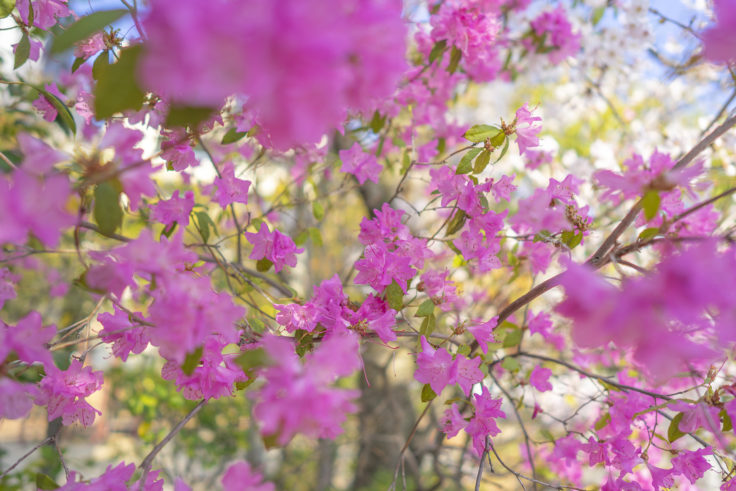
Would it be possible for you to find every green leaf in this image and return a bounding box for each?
[421,383,437,402]
[638,227,659,241]
[385,280,404,311]
[34,86,77,134]
[369,110,386,133]
[309,227,323,247]
[502,327,523,348]
[473,149,491,174]
[92,51,109,80]
[419,314,436,338]
[181,346,203,375]
[14,33,30,69]
[667,412,686,443]
[642,190,661,221]
[447,46,462,73]
[51,9,127,54]
[445,210,467,236]
[463,124,502,143]
[294,229,309,246]
[94,44,146,119]
[415,299,435,317]
[256,258,273,272]
[195,211,211,243]
[36,473,59,490]
[221,128,247,144]
[501,357,520,372]
[592,6,606,26]
[594,412,611,431]
[490,131,506,148]
[456,147,482,174]
[166,105,214,128]
[261,432,280,450]
[493,137,510,164]
[234,347,266,373]
[561,230,583,249]
[71,56,86,73]
[722,408,733,432]
[428,39,447,64]
[93,181,123,235]
[312,201,324,221]
[0,0,15,18]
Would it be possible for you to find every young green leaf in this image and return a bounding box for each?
[473,148,491,174]
[456,147,482,174]
[463,124,501,143]
[94,45,146,119]
[14,33,30,69]
[93,181,123,235]
[415,299,435,317]
[642,190,661,221]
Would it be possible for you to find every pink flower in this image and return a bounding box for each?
[514,103,542,156]
[339,142,383,185]
[150,190,194,227]
[669,401,722,434]
[466,386,506,456]
[17,0,71,30]
[17,133,67,175]
[141,0,407,149]
[221,461,274,491]
[467,317,497,354]
[74,32,106,59]
[245,222,304,273]
[647,463,675,490]
[414,336,458,395]
[214,162,251,208]
[98,306,149,362]
[671,447,712,484]
[441,403,467,438]
[12,36,41,62]
[161,137,198,171]
[529,7,581,63]
[702,0,736,64]
[455,354,484,396]
[1,311,55,369]
[354,243,416,293]
[529,366,552,392]
[0,379,39,420]
[0,169,74,247]
[254,333,361,444]
[38,360,104,427]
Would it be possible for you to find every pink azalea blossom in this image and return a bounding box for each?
[214,162,251,208]
[529,365,553,392]
[455,353,484,396]
[74,32,106,59]
[702,0,736,64]
[529,7,581,63]
[339,142,383,184]
[414,336,458,395]
[38,360,104,427]
[467,317,497,354]
[466,385,506,456]
[514,103,542,156]
[98,306,149,362]
[441,403,467,438]
[150,190,195,227]
[254,333,361,444]
[245,222,304,273]
[671,447,712,484]
[222,460,274,491]
[17,0,72,30]
[0,379,39,419]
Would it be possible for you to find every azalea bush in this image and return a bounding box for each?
[2,0,736,489]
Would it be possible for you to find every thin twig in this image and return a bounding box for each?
[139,400,206,484]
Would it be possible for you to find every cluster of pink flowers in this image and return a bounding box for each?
[527,7,581,63]
[355,203,431,293]
[245,223,303,273]
[140,0,407,149]
[440,385,506,456]
[558,240,736,380]
[253,333,361,445]
[414,336,484,397]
